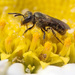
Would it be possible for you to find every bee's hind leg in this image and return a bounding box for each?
[50,27,64,45]
[41,28,46,39]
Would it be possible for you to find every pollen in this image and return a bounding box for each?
[0,20,6,30]
[64,37,71,47]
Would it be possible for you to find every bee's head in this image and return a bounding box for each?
[21,11,33,25]
[8,11,33,25]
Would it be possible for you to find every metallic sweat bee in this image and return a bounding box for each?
[8,11,70,44]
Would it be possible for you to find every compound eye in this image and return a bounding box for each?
[25,16,32,22]
[21,16,32,25]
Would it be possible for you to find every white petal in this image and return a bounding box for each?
[7,63,25,75]
[37,64,75,75]
[26,64,75,75]
[0,59,10,75]
[37,66,63,75]
[62,63,75,75]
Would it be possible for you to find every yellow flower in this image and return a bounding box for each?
[0,0,75,72]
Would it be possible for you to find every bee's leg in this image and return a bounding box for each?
[50,27,64,45]
[46,27,50,31]
[23,24,35,35]
[41,28,45,39]
[26,24,28,29]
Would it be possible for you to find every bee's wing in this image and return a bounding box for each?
[52,18,70,29]
[42,15,70,35]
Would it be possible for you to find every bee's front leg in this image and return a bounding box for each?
[23,24,35,35]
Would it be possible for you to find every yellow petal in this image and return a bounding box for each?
[40,61,49,69]
[59,37,71,57]
[60,57,70,65]
[0,20,6,30]
[1,53,11,60]
[69,43,75,63]
[30,32,40,51]
[39,41,52,61]
[5,36,13,53]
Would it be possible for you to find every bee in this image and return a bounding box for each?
[8,11,70,44]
